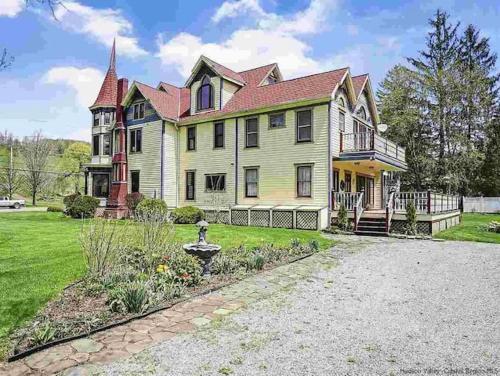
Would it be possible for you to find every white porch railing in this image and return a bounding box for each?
[332,192,362,211]
[339,131,406,163]
[394,191,460,214]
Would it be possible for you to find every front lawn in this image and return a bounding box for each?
[435,213,500,243]
[0,212,332,358]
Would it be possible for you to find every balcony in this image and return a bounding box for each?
[339,131,407,169]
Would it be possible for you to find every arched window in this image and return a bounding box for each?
[197,75,213,111]
[359,106,367,120]
[338,96,345,108]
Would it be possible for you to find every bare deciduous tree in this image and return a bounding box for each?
[0,142,22,199]
[20,131,53,206]
[0,49,13,71]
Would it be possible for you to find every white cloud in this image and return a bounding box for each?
[157,30,322,79]
[158,0,338,79]
[42,66,104,107]
[53,1,147,57]
[213,0,337,35]
[0,0,24,17]
[212,0,265,23]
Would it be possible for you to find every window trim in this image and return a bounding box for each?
[296,163,313,198]
[213,121,225,149]
[187,126,196,151]
[245,117,259,148]
[295,108,313,143]
[244,167,259,198]
[185,170,196,201]
[196,75,214,112]
[129,128,142,153]
[133,102,145,120]
[130,170,140,193]
[268,112,286,129]
[205,173,226,193]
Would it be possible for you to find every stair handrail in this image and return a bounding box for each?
[353,191,364,231]
[385,191,396,233]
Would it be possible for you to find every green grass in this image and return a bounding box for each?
[435,213,500,244]
[0,212,332,358]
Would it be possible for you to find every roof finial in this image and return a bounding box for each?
[109,38,116,70]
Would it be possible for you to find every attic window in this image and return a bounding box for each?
[196,75,214,111]
[133,103,145,120]
[266,72,278,85]
[338,97,345,108]
[359,106,367,120]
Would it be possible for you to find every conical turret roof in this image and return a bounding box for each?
[90,40,118,109]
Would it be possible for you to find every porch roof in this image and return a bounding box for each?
[335,151,407,171]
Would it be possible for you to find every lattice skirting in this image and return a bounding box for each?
[231,210,249,226]
[390,220,431,235]
[272,210,294,229]
[204,210,230,224]
[296,211,318,230]
[249,210,270,227]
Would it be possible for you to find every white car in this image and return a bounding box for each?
[0,196,25,209]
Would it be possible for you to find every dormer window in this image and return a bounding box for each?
[133,103,145,120]
[267,72,278,85]
[196,75,214,111]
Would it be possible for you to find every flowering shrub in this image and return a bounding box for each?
[157,251,202,287]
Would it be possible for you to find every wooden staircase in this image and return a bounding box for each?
[355,216,388,236]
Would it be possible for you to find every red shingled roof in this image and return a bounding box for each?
[202,56,246,85]
[134,82,182,121]
[180,67,348,123]
[352,74,368,98]
[91,42,118,109]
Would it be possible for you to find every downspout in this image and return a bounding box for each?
[220,78,223,110]
[234,117,239,206]
[160,121,165,201]
[327,101,332,215]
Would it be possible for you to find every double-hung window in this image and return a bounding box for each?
[131,171,140,193]
[297,165,312,197]
[130,129,142,153]
[133,103,145,120]
[187,126,196,151]
[339,111,345,132]
[104,112,111,125]
[103,134,111,155]
[205,174,225,192]
[214,122,224,148]
[296,109,312,142]
[93,112,100,126]
[245,118,258,148]
[245,168,258,197]
[186,171,195,200]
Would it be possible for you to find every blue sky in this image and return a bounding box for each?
[0,0,499,141]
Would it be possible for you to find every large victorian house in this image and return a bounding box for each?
[84,43,460,234]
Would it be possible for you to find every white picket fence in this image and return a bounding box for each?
[463,197,500,213]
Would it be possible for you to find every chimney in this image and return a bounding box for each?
[116,78,129,123]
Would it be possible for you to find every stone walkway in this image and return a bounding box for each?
[0,250,336,376]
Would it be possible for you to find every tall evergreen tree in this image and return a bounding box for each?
[480,109,500,196]
[407,10,460,191]
[378,65,434,190]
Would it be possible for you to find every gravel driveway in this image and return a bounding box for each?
[84,236,499,376]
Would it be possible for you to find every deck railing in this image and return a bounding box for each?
[332,190,461,215]
[332,192,362,211]
[395,191,460,214]
[339,131,406,163]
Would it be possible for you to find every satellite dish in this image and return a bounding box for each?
[378,123,388,133]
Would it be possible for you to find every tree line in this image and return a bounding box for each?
[378,10,499,196]
[0,130,90,205]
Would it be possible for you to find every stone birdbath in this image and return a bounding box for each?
[183,220,221,277]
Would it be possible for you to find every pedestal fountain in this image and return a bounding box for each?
[183,220,221,277]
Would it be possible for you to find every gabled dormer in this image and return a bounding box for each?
[258,64,283,86]
[185,56,245,115]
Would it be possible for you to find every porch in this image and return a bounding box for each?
[331,190,461,236]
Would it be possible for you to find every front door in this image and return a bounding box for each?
[356,175,374,209]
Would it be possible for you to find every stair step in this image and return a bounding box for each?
[355,230,389,236]
[358,221,386,226]
[357,226,386,232]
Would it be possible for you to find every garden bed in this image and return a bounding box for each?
[7,203,323,359]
